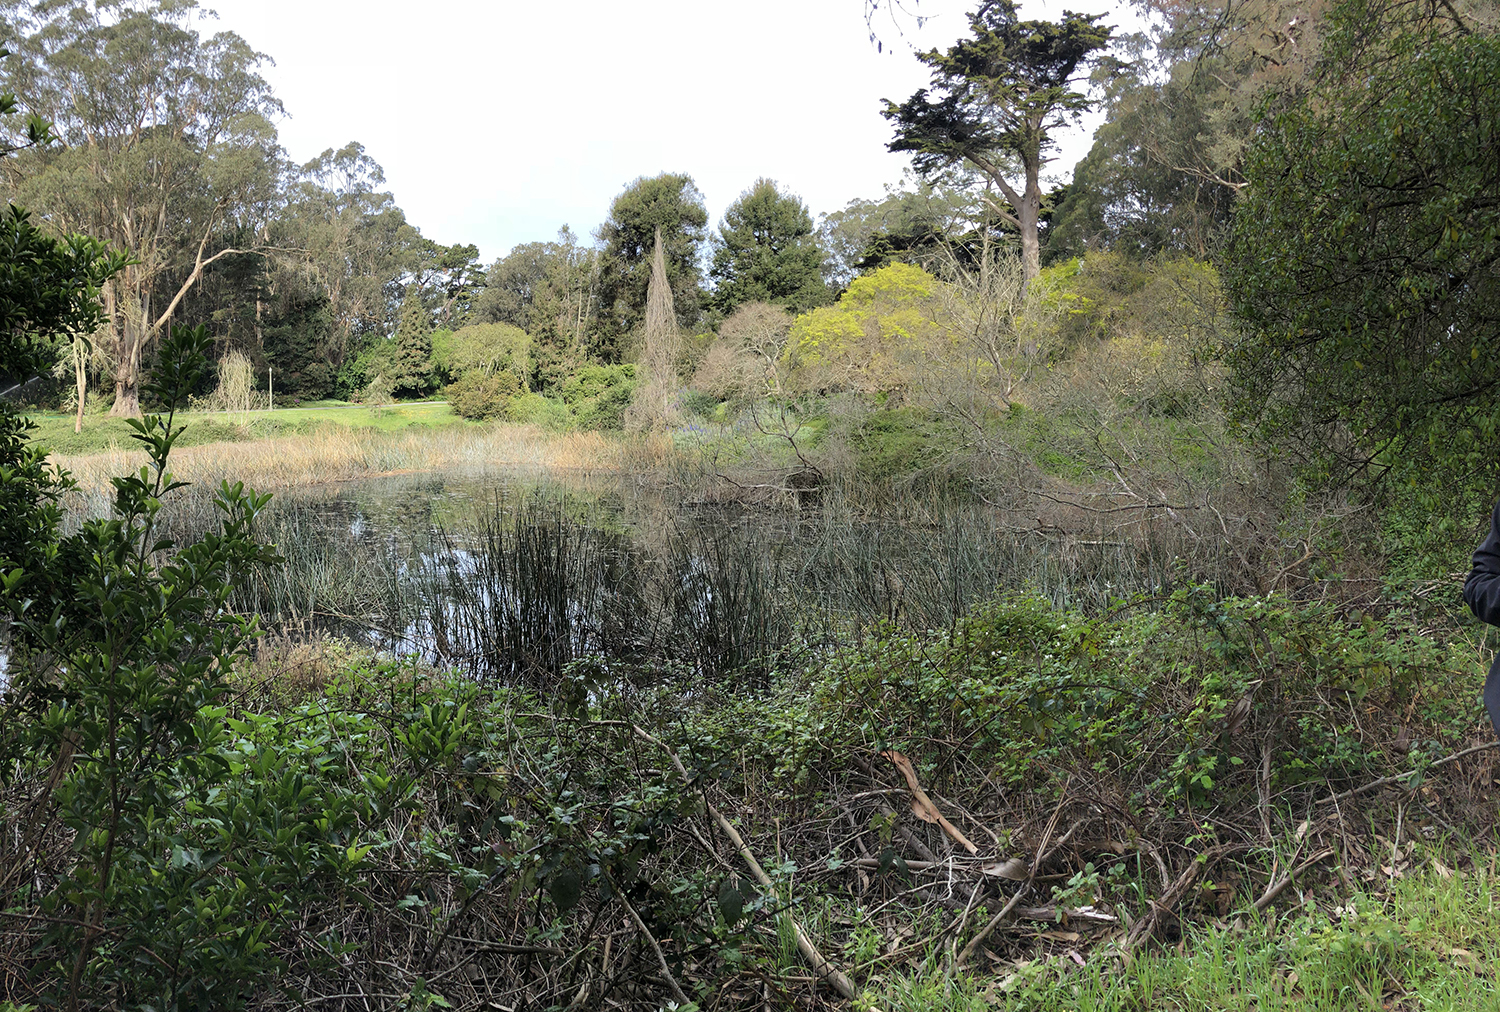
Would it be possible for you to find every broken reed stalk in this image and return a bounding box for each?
[630,725,857,1001]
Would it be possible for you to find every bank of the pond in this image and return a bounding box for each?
[29,587,1485,1010]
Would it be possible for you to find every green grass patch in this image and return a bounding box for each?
[871,868,1500,1010]
[24,400,470,455]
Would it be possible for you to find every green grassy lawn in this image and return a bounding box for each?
[24,400,469,455]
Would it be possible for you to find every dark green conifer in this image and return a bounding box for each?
[392,285,433,397]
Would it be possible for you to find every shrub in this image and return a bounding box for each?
[507,391,574,431]
[447,368,522,420]
[850,406,952,479]
[558,364,638,431]
[1,326,287,1009]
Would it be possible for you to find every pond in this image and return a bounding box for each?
[155,465,1170,684]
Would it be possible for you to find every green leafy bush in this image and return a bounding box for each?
[446,368,522,420]
[850,406,952,479]
[2,326,287,1008]
[558,363,637,430]
[506,391,573,430]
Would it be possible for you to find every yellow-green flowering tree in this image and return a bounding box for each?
[782,263,955,396]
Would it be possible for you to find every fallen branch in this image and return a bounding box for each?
[882,750,980,855]
[1251,848,1336,913]
[1025,488,1203,515]
[1318,741,1500,808]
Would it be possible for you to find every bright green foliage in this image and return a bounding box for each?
[391,285,433,397]
[1221,10,1500,508]
[432,321,532,385]
[770,588,1456,807]
[506,391,574,430]
[883,0,1112,278]
[783,263,952,394]
[849,406,955,480]
[594,174,708,358]
[447,369,522,420]
[709,179,829,314]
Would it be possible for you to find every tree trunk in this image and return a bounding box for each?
[110,351,140,417]
[108,274,144,418]
[1019,156,1043,284]
[73,337,87,433]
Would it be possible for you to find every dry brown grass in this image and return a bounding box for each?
[229,632,373,709]
[50,423,641,493]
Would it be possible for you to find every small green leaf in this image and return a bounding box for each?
[717,876,747,924]
[549,868,582,914]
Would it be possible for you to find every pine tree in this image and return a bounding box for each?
[392,285,433,398]
[709,179,829,314]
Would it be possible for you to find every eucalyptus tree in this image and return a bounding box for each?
[1,0,285,416]
[280,144,418,359]
[883,0,1112,281]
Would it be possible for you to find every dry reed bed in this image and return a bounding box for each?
[47,423,671,494]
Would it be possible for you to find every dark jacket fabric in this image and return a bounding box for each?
[1463,498,1500,739]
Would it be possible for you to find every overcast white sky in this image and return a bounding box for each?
[197,0,1137,263]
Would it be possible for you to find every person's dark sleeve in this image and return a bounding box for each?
[1465,498,1500,626]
